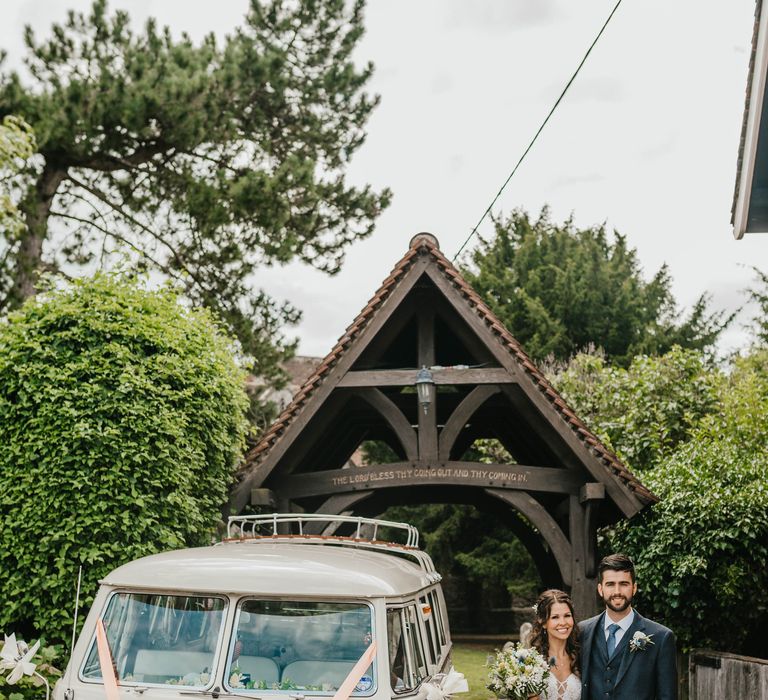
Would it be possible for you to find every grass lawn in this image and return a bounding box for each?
[451,642,497,700]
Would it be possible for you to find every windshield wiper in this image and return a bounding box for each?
[179,688,257,699]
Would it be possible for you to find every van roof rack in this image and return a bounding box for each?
[225,513,441,583]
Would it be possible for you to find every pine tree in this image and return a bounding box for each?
[0,115,35,240]
[0,0,390,379]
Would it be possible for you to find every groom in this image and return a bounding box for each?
[579,554,677,700]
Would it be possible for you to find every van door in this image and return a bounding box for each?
[385,604,430,697]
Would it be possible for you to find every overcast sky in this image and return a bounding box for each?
[2,0,763,359]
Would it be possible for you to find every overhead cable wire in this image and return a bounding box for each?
[452,0,625,263]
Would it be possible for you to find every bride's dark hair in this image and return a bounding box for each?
[530,589,581,677]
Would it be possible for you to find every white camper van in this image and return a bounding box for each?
[55,514,458,700]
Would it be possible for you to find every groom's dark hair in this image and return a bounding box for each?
[598,553,636,583]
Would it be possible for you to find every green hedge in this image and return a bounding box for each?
[610,437,768,654]
[609,352,768,655]
[552,348,768,655]
[0,275,248,647]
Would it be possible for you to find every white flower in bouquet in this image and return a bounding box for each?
[486,643,550,700]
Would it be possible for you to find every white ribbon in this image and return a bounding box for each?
[424,666,469,700]
[0,634,40,685]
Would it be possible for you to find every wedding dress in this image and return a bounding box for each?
[540,673,581,700]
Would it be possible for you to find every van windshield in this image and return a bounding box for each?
[81,593,225,687]
[225,600,375,695]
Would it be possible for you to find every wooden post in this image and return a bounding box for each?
[417,304,438,461]
[580,483,604,578]
[568,496,597,620]
[570,487,603,619]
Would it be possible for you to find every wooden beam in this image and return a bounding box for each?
[352,388,418,460]
[272,461,584,500]
[418,303,436,367]
[228,257,433,513]
[423,264,645,518]
[580,482,605,503]
[423,265,524,378]
[438,385,501,460]
[431,293,498,365]
[250,488,277,507]
[507,382,642,517]
[486,488,573,587]
[338,367,512,387]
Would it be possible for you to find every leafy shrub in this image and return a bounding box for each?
[551,346,721,471]
[606,351,768,655]
[0,275,248,646]
[550,347,768,655]
[609,438,768,655]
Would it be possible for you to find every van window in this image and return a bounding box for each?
[81,593,225,687]
[225,600,375,695]
[418,596,438,666]
[387,605,428,694]
[427,590,447,647]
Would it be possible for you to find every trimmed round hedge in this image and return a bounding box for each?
[0,275,248,645]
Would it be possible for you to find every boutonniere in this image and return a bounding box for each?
[629,631,654,653]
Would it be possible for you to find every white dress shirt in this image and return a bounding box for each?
[603,608,635,648]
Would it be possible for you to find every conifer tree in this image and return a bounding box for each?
[0,0,390,378]
[0,114,35,238]
[463,208,731,365]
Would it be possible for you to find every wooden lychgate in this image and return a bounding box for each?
[229,233,656,617]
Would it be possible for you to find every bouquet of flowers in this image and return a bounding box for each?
[486,643,550,700]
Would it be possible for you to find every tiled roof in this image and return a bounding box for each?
[240,234,656,505]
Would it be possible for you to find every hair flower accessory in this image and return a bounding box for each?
[629,631,654,653]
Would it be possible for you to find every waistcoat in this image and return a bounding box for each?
[586,624,627,700]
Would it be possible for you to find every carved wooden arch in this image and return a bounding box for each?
[307,486,565,589]
[485,488,573,587]
[476,490,563,589]
[305,492,374,535]
[316,492,374,514]
[504,513,562,589]
[438,385,501,460]
[351,387,418,461]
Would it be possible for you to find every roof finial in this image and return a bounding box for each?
[409,232,440,249]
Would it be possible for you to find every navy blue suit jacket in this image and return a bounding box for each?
[579,610,677,700]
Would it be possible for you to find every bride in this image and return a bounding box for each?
[528,589,582,700]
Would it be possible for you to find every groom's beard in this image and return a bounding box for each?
[604,593,632,613]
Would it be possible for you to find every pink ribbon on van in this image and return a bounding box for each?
[96,620,120,700]
[330,641,377,700]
